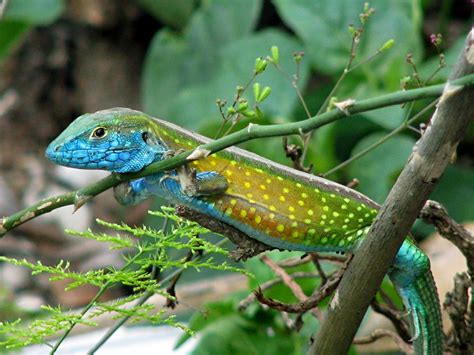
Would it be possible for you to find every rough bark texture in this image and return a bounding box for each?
[310,30,474,355]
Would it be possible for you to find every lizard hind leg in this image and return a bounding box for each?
[175,164,228,197]
[192,171,228,196]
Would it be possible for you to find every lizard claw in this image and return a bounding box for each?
[159,173,179,184]
[176,167,198,197]
[162,148,186,160]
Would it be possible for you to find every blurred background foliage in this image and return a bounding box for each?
[0,0,473,353]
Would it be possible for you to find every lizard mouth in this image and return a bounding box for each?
[45,144,138,170]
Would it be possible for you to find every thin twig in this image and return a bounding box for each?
[272,60,312,120]
[215,73,257,138]
[310,254,328,285]
[443,273,473,353]
[52,251,145,354]
[378,287,399,311]
[276,253,347,268]
[300,32,362,162]
[164,248,197,308]
[420,200,474,273]
[254,257,351,314]
[239,271,321,311]
[260,254,322,321]
[420,200,474,353]
[322,99,437,177]
[277,254,312,268]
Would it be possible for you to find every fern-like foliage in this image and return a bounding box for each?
[0,207,247,351]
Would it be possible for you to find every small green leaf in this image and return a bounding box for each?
[0,21,29,61]
[139,0,195,29]
[257,86,272,103]
[253,82,261,102]
[237,100,249,112]
[255,106,264,120]
[271,45,279,64]
[4,0,64,25]
[241,110,256,118]
[254,57,267,74]
[379,39,395,52]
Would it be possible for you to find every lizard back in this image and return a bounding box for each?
[148,114,380,251]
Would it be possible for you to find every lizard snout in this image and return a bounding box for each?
[45,142,62,162]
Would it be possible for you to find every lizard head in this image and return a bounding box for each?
[45,108,169,173]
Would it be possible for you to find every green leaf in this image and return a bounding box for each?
[348,132,415,203]
[430,166,474,223]
[139,0,195,29]
[215,29,309,119]
[0,21,29,61]
[0,0,64,61]
[175,299,236,349]
[180,302,305,355]
[142,20,309,129]
[142,0,263,129]
[4,0,64,25]
[273,0,422,77]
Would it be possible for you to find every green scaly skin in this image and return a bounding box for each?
[45,108,443,354]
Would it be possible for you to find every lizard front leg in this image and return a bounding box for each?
[114,169,228,206]
[161,149,229,197]
[175,164,228,197]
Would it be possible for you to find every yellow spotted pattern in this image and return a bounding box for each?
[158,127,378,248]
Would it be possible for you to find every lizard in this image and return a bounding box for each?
[45,107,443,354]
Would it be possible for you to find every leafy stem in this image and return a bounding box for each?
[87,238,229,354]
[50,251,145,354]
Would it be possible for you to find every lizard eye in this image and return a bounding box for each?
[142,131,149,142]
[91,127,107,139]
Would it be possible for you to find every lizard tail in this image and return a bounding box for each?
[389,239,443,355]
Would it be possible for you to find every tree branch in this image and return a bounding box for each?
[420,200,474,353]
[2,74,474,237]
[310,30,474,354]
[254,257,350,314]
[238,271,321,311]
[420,200,474,274]
[260,254,323,320]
